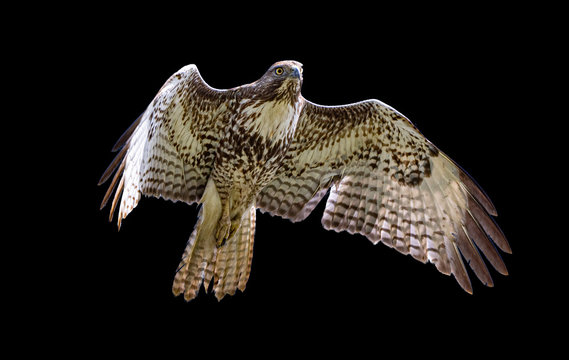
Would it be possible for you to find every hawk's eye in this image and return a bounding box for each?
[274,67,284,76]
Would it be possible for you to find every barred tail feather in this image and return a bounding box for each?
[213,205,256,300]
[171,215,210,300]
[172,180,256,301]
[172,179,221,301]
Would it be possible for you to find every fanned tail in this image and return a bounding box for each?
[172,192,256,301]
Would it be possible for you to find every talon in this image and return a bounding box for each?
[228,221,240,240]
[216,220,241,248]
[215,224,227,242]
[216,225,229,247]
[216,214,231,248]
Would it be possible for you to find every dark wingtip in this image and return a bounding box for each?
[111,113,143,152]
[456,163,498,217]
[98,145,128,186]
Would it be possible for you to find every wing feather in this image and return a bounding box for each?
[257,98,510,292]
[99,65,232,226]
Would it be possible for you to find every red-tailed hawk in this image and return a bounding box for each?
[99,60,510,301]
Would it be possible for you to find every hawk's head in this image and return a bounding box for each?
[266,60,303,83]
[253,60,303,106]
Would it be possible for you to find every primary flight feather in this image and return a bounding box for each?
[99,61,510,301]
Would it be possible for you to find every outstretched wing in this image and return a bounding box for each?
[257,98,511,293]
[99,65,232,228]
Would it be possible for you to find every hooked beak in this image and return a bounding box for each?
[290,67,302,80]
[291,66,302,79]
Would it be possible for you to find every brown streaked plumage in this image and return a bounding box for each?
[99,60,510,301]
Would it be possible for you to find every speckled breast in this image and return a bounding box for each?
[210,98,302,202]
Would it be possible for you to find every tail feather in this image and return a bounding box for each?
[172,179,221,301]
[213,205,256,300]
[172,224,203,300]
[172,201,256,301]
[172,211,210,301]
[238,206,256,291]
[171,207,217,301]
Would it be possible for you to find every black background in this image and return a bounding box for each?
[45,3,557,354]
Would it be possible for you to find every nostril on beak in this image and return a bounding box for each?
[291,67,301,78]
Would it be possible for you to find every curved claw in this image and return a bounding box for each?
[215,218,241,248]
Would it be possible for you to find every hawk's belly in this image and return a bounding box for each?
[211,133,290,216]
